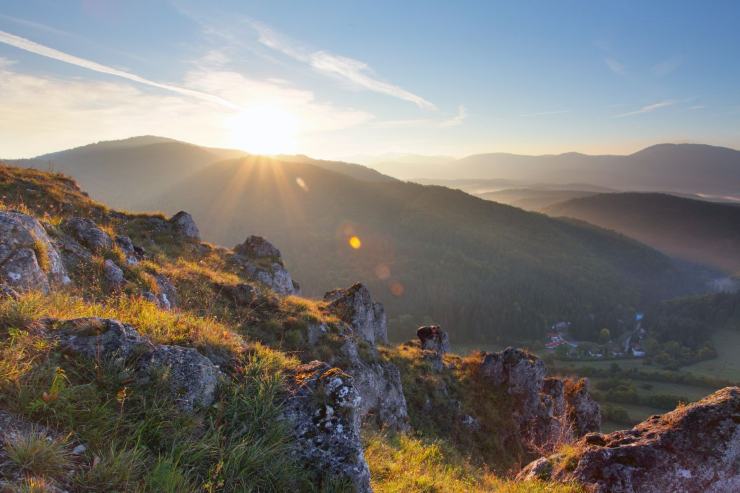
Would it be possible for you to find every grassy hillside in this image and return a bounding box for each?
[0,163,583,492]
[137,156,708,344]
[545,192,740,274]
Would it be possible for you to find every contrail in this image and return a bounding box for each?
[0,29,239,109]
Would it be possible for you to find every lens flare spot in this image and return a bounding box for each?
[389,281,405,297]
[348,236,362,249]
[374,263,391,280]
[295,177,309,192]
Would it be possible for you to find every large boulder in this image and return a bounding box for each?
[0,211,68,292]
[168,211,200,240]
[519,387,740,493]
[234,235,282,259]
[57,318,220,412]
[324,284,388,345]
[417,325,449,355]
[231,236,298,296]
[282,361,370,492]
[62,217,112,253]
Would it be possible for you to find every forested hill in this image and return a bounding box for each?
[135,156,709,343]
[545,193,740,275]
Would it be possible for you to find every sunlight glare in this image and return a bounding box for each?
[228,104,298,155]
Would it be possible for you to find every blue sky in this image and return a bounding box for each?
[1,0,739,158]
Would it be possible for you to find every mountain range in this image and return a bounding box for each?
[6,137,720,343]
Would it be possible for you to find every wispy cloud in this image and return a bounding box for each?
[688,104,705,110]
[0,29,239,109]
[614,100,675,118]
[520,109,571,117]
[250,21,436,110]
[605,57,626,76]
[652,55,682,77]
[374,105,466,128]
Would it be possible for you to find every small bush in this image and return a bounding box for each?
[4,430,71,479]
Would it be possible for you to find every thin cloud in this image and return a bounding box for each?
[614,100,675,118]
[439,105,467,127]
[374,105,466,128]
[0,29,239,109]
[520,109,571,117]
[605,57,626,76]
[250,21,436,110]
[652,55,682,77]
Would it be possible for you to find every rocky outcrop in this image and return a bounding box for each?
[234,235,282,259]
[62,217,112,253]
[336,332,409,430]
[57,317,220,412]
[417,325,449,355]
[0,211,68,292]
[231,236,298,295]
[519,387,740,493]
[169,211,200,240]
[282,361,371,492]
[478,347,600,452]
[324,283,388,345]
[115,235,144,265]
[103,259,125,291]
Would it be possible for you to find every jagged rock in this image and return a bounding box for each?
[231,257,298,296]
[155,274,177,310]
[478,347,600,453]
[0,211,68,292]
[519,387,740,493]
[564,379,600,436]
[62,217,112,253]
[57,318,219,412]
[234,235,281,259]
[324,283,388,345]
[417,325,449,355]
[337,335,410,430]
[115,235,143,264]
[103,259,125,291]
[169,211,200,240]
[282,361,371,492]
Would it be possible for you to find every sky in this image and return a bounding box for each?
[1,0,739,159]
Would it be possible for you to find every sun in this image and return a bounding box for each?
[227,104,298,155]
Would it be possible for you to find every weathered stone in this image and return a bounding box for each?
[169,211,200,240]
[231,257,298,296]
[234,235,281,259]
[57,317,220,412]
[0,211,67,292]
[417,325,449,355]
[103,259,125,291]
[155,274,177,310]
[62,217,112,253]
[282,361,370,492]
[115,235,143,264]
[324,283,388,345]
[519,387,740,493]
[478,347,600,453]
[564,378,600,436]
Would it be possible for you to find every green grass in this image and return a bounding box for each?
[684,330,740,382]
[365,432,583,493]
[3,429,71,479]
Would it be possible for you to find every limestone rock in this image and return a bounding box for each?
[62,217,112,253]
[234,235,281,259]
[0,211,68,292]
[519,387,740,493]
[324,283,388,345]
[103,259,125,291]
[169,211,200,240]
[0,284,19,300]
[282,361,370,492]
[478,347,600,453]
[417,325,449,355]
[155,274,177,310]
[230,256,297,296]
[57,318,220,412]
[115,235,144,264]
